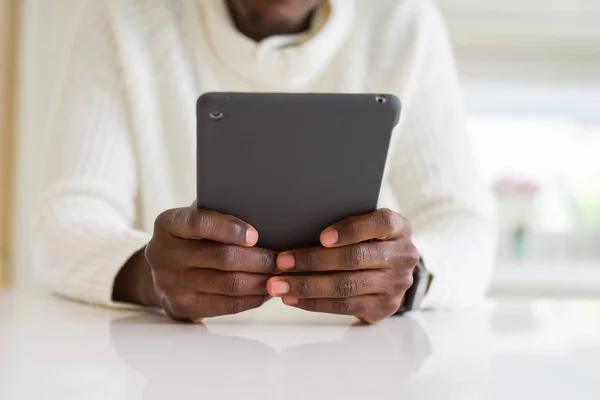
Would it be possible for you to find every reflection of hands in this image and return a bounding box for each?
[110,315,431,399]
[279,319,431,399]
[110,314,279,399]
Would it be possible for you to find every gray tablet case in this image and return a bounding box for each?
[197,92,401,252]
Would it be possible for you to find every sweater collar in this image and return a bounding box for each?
[195,0,356,91]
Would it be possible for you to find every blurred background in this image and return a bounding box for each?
[1,0,599,296]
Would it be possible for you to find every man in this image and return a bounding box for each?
[33,0,496,323]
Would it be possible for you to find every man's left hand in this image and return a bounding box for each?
[267,209,420,324]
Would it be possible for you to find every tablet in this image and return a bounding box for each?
[196,92,401,252]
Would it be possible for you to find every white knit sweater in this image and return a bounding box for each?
[33,0,497,310]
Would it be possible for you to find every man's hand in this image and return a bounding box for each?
[113,205,277,322]
[266,209,420,324]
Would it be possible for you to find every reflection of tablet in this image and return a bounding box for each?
[196,92,401,252]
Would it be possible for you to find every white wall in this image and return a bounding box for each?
[0,0,18,287]
[440,0,600,83]
[13,0,84,287]
[440,0,600,54]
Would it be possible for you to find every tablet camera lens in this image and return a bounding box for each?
[210,111,224,120]
[376,95,387,104]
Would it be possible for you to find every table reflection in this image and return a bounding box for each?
[110,310,489,399]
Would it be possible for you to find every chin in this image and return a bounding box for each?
[232,0,323,33]
[247,12,302,35]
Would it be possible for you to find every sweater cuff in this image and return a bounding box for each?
[88,230,153,309]
[411,221,496,310]
[36,229,152,310]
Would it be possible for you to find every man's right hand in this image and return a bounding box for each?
[113,205,278,322]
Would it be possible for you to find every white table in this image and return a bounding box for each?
[1,290,599,400]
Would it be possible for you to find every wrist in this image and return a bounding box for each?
[113,246,159,307]
[395,258,432,315]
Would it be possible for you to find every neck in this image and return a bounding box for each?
[226,0,319,42]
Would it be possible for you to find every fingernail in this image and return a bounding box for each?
[245,228,259,246]
[277,253,295,270]
[191,318,204,324]
[320,228,338,247]
[282,297,299,305]
[269,281,290,296]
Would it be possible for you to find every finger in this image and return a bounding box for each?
[282,294,401,320]
[320,208,409,248]
[165,292,269,320]
[277,241,400,272]
[266,271,386,299]
[156,207,259,246]
[184,269,271,296]
[174,241,278,274]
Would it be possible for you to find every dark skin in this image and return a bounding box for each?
[115,205,419,324]
[226,0,324,41]
[113,0,421,324]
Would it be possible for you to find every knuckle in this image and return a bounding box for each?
[397,273,414,291]
[203,270,220,287]
[387,296,404,315]
[377,208,398,232]
[220,245,239,269]
[179,208,194,229]
[145,242,176,271]
[357,273,377,292]
[335,298,353,314]
[334,276,358,297]
[305,251,318,271]
[169,294,191,316]
[223,273,245,295]
[302,250,321,271]
[378,242,396,268]
[258,251,277,273]
[303,299,318,311]
[195,210,213,236]
[299,280,315,298]
[374,294,394,315]
[226,297,246,315]
[155,209,174,232]
[172,208,192,233]
[346,246,369,268]
[191,291,205,305]
[405,244,421,266]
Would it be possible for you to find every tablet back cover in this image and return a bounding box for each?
[197,92,400,252]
